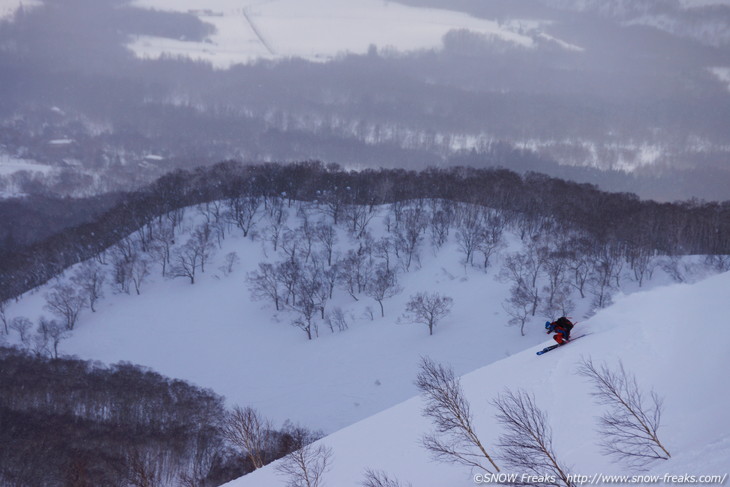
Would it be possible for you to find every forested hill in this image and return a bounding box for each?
[1,161,729,301]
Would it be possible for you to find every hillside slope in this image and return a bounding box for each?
[225,270,730,486]
[5,205,549,433]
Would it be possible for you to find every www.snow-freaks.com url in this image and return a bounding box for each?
[473,473,729,485]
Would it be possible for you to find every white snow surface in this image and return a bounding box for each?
[128,0,536,67]
[5,199,728,486]
[225,270,730,486]
[0,154,53,176]
[8,204,547,433]
[0,154,56,198]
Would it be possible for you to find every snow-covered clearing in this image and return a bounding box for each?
[5,198,715,440]
[5,204,530,432]
[128,0,537,67]
[226,269,730,486]
[0,154,53,176]
[0,154,56,198]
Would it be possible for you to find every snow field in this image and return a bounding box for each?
[225,270,730,486]
[128,0,536,67]
[5,197,727,486]
[6,202,548,433]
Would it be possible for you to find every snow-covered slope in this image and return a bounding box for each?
[7,201,701,435]
[224,270,730,486]
[6,205,545,433]
[5,198,725,486]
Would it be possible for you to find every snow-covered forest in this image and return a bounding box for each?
[2,162,729,486]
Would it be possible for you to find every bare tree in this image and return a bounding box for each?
[112,236,137,264]
[415,357,500,473]
[344,203,376,239]
[289,278,321,340]
[361,469,412,487]
[373,237,394,273]
[546,284,575,319]
[588,260,615,310]
[222,406,272,470]
[219,251,240,276]
[403,292,453,336]
[314,221,337,266]
[324,307,349,333]
[577,358,671,468]
[227,195,261,237]
[365,265,401,317]
[298,220,316,263]
[318,255,340,299]
[130,256,151,295]
[248,263,282,310]
[45,284,86,330]
[541,248,570,315]
[492,389,573,487]
[0,299,9,334]
[502,285,533,336]
[71,261,106,312]
[429,205,452,250]
[10,316,33,350]
[111,249,134,294]
[266,211,288,252]
[275,259,301,307]
[275,442,333,487]
[150,220,175,276]
[125,450,162,487]
[281,228,301,263]
[170,238,204,284]
[500,250,543,317]
[478,214,506,271]
[567,247,591,299]
[37,317,69,358]
[166,207,186,233]
[321,188,345,225]
[395,208,427,271]
[31,328,50,357]
[340,249,369,301]
[455,213,483,267]
[192,224,216,273]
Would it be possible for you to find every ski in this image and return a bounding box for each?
[536,333,591,356]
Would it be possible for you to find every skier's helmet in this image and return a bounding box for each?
[545,321,552,329]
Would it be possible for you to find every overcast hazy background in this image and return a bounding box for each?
[1,0,729,201]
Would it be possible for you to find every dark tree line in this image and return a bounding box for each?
[2,161,728,302]
[0,347,323,487]
[0,346,225,486]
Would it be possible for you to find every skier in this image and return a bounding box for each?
[545,317,574,345]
